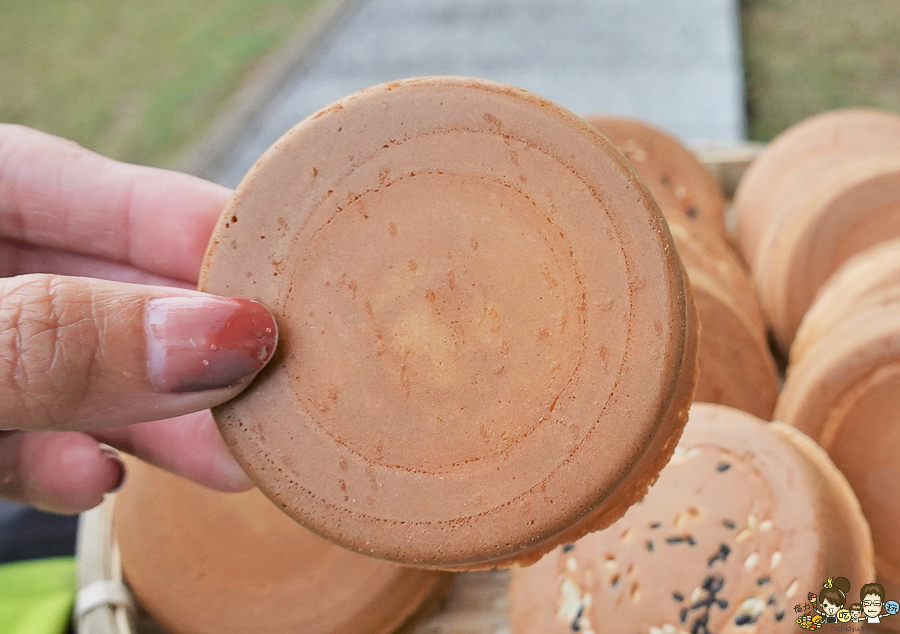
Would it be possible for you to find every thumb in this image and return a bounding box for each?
[0,274,277,431]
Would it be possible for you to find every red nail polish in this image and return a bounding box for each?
[146,297,278,393]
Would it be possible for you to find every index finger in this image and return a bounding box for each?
[0,124,231,283]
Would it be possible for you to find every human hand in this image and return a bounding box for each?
[0,125,277,514]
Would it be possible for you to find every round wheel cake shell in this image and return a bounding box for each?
[734,108,900,266]
[689,271,779,419]
[199,76,698,568]
[755,153,900,351]
[115,458,452,634]
[585,115,727,238]
[508,403,873,634]
[792,237,900,364]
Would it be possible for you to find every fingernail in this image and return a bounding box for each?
[146,297,278,393]
[100,445,127,493]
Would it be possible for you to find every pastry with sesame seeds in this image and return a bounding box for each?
[585,116,728,238]
[508,403,873,634]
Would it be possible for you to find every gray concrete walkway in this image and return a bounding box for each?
[215,0,745,187]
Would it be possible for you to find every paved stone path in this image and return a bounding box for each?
[216,0,745,186]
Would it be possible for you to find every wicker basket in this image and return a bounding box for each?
[73,143,760,634]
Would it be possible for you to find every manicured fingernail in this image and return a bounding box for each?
[100,445,127,493]
[145,297,278,393]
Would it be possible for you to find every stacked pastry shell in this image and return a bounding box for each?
[588,117,779,419]
[733,109,900,353]
[778,237,900,625]
[585,116,728,238]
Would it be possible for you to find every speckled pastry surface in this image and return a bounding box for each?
[777,310,900,622]
[585,116,727,238]
[508,403,873,634]
[114,458,452,634]
[198,77,698,569]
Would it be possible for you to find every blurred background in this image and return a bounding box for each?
[2,1,900,631]
[2,0,900,577]
[3,0,900,186]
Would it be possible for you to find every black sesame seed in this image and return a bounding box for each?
[680,608,689,623]
[757,576,771,586]
[768,594,777,606]
[716,598,728,609]
[691,613,710,634]
[611,575,619,587]
[646,540,654,552]
[562,544,574,552]
[702,574,724,594]
[734,614,754,626]
[667,536,685,544]
[571,605,584,632]
[673,592,685,602]
[661,175,671,185]
[776,611,785,621]
[716,462,731,472]
[651,522,662,529]
[723,519,736,530]
[707,543,731,567]
[687,207,698,218]
[686,535,697,546]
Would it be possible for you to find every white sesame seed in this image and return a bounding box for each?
[737,597,766,619]
[744,552,760,569]
[787,579,800,599]
[555,577,582,622]
[759,520,774,531]
[771,551,783,568]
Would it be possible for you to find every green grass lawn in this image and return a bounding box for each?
[1,0,324,168]
[743,0,900,141]
[4,0,900,167]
